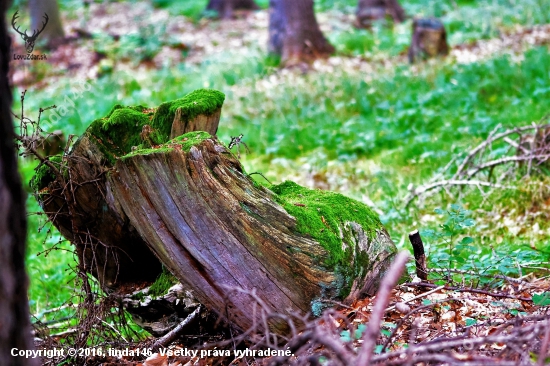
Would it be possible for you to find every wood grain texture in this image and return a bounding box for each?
[108,136,395,332]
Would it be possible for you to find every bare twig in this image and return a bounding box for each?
[151,306,201,351]
[402,282,532,301]
[356,252,410,365]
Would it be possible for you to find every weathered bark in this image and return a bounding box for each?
[31,90,225,295]
[408,18,449,63]
[205,0,259,19]
[268,0,334,65]
[0,0,38,364]
[107,134,396,332]
[29,0,64,45]
[32,90,396,334]
[356,0,406,28]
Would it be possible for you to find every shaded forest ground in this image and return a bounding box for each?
[9,0,550,363]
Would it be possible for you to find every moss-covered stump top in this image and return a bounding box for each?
[79,89,224,166]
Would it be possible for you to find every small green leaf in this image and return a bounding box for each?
[434,208,444,214]
[354,324,367,339]
[461,236,474,244]
[374,345,384,354]
[533,292,550,306]
[422,299,432,305]
[465,318,477,326]
[340,330,351,342]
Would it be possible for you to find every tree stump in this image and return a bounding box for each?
[408,18,449,63]
[31,89,397,334]
[356,0,406,28]
[30,89,225,291]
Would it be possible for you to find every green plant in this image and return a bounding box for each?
[421,204,475,279]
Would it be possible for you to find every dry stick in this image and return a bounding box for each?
[408,230,428,280]
[428,268,532,285]
[386,285,445,312]
[466,154,550,179]
[401,282,532,301]
[405,180,514,207]
[372,317,548,363]
[151,306,201,351]
[355,252,410,365]
[453,122,550,178]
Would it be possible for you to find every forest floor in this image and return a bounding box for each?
[10,0,550,365]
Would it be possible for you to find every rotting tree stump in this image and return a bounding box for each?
[31,89,397,334]
[408,18,449,63]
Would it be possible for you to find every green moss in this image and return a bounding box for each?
[87,106,152,163]
[151,89,225,141]
[84,90,224,164]
[131,291,146,301]
[270,181,390,299]
[148,267,178,298]
[29,154,64,193]
[121,131,212,160]
[270,181,382,265]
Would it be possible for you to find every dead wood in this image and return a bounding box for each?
[408,18,449,63]
[108,134,396,332]
[29,89,396,337]
[404,121,550,206]
[356,0,406,28]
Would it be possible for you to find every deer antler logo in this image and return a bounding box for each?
[12,11,49,54]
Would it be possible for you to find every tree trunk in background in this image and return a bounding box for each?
[268,0,334,65]
[29,0,64,44]
[356,0,406,28]
[408,18,449,63]
[0,1,38,364]
[205,0,259,19]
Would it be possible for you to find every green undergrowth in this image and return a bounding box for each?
[148,267,178,298]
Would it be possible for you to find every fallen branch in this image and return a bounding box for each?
[401,282,532,301]
[151,306,201,351]
[404,180,514,207]
[356,252,410,365]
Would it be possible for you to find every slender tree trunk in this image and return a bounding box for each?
[205,0,259,19]
[29,0,64,44]
[268,0,334,65]
[0,1,38,365]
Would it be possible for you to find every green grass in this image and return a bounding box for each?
[16,0,550,326]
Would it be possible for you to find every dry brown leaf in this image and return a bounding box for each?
[144,353,168,366]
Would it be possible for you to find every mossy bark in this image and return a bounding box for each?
[31,89,224,292]
[108,135,396,332]
[31,89,396,334]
